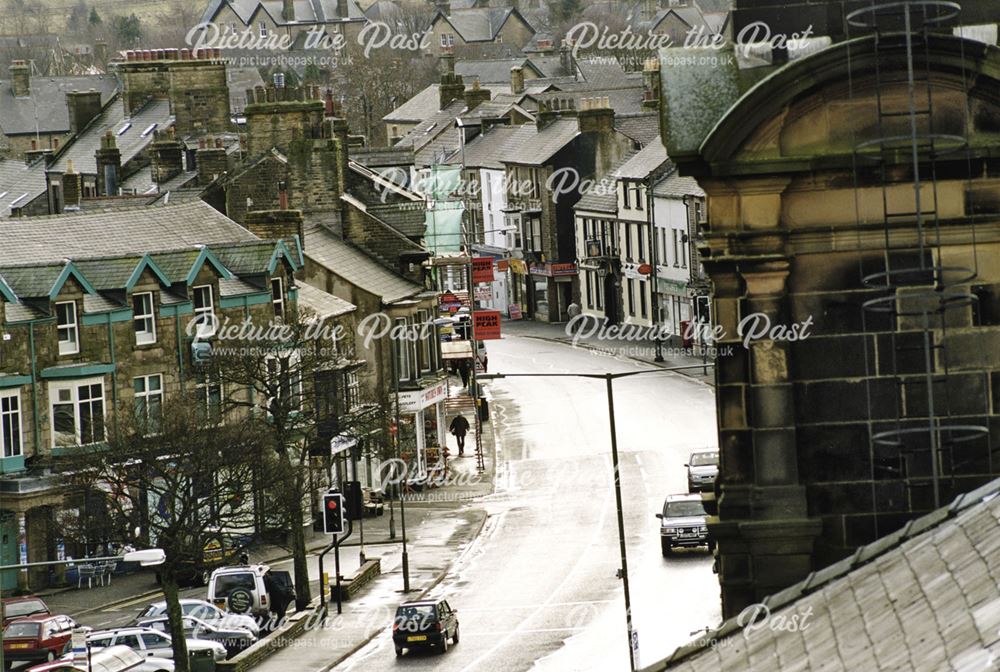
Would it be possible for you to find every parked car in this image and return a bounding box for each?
[25,644,174,672]
[131,599,259,637]
[391,599,459,657]
[87,627,226,662]
[2,614,89,667]
[2,596,51,627]
[135,615,256,657]
[685,450,719,492]
[656,494,713,556]
[156,532,243,588]
[207,564,272,621]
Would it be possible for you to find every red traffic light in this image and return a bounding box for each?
[327,499,338,510]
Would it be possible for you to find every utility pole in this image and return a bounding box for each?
[391,345,411,593]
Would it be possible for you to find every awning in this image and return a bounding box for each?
[441,340,474,360]
[330,434,358,456]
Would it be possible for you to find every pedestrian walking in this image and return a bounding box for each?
[449,414,470,456]
[458,359,470,387]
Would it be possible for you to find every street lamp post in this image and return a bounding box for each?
[480,364,713,671]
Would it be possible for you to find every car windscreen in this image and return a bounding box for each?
[5,600,47,618]
[395,605,437,626]
[690,453,718,467]
[665,501,706,518]
[4,622,41,637]
[136,604,161,619]
[214,573,255,597]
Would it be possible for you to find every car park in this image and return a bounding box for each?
[656,494,713,556]
[135,615,256,657]
[131,599,259,637]
[2,596,51,628]
[685,450,719,492]
[25,645,174,672]
[391,599,459,657]
[2,614,88,667]
[86,627,227,662]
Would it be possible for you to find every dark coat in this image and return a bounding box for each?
[449,415,470,436]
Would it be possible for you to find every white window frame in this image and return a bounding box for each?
[196,377,223,425]
[56,300,79,355]
[134,374,164,434]
[346,370,360,412]
[265,351,303,416]
[133,292,157,345]
[1,390,23,458]
[394,318,411,382]
[259,21,268,38]
[192,285,216,338]
[417,310,433,373]
[49,377,105,448]
[271,277,284,318]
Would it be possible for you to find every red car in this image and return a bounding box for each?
[2,596,51,628]
[2,614,87,667]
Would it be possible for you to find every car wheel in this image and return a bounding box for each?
[452,625,460,645]
[47,651,57,662]
[395,647,403,657]
[196,569,210,587]
[441,633,449,654]
[661,538,671,557]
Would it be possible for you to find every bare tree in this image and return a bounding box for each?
[57,397,271,672]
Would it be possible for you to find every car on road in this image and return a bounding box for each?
[131,599,260,637]
[685,450,719,492]
[25,645,175,672]
[656,494,713,556]
[2,614,88,667]
[207,564,272,621]
[2,596,51,627]
[135,615,257,657]
[86,627,227,662]
[391,599,459,657]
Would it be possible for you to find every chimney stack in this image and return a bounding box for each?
[560,40,575,78]
[95,130,122,196]
[577,96,615,134]
[149,128,185,183]
[63,159,81,209]
[642,57,661,110]
[510,65,525,95]
[9,60,30,97]
[464,79,491,111]
[282,0,295,21]
[196,140,228,186]
[244,209,304,248]
[438,54,464,110]
[66,89,103,135]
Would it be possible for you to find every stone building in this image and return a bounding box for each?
[0,200,359,591]
[661,0,1000,619]
[426,6,536,57]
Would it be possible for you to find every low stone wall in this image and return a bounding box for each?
[215,605,319,672]
[331,558,381,601]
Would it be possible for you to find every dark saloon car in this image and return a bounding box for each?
[391,599,459,656]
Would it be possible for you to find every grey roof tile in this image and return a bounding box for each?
[0,74,117,135]
[384,85,443,123]
[654,170,705,198]
[303,221,423,304]
[575,150,638,214]
[615,113,662,147]
[296,281,355,318]
[83,292,124,313]
[219,277,262,297]
[616,138,669,179]
[0,157,48,218]
[498,119,579,166]
[0,263,63,298]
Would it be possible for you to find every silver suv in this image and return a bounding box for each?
[656,494,713,556]
[685,450,719,492]
[87,626,227,661]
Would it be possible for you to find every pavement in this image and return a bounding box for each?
[35,376,498,641]
[499,319,716,385]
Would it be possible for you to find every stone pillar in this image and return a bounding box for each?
[16,511,28,591]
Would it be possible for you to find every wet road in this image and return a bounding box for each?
[339,332,721,671]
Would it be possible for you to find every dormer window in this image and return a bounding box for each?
[56,301,79,355]
[260,21,268,38]
[192,285,216,338]
[271,277,284,318]
[133,292,156,345]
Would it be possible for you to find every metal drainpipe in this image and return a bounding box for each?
[28,322,40,455]
[647,175,663,362]
[174,308,185,388]
[106,313,118,435]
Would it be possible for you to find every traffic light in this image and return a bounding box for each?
[322,492,345,534]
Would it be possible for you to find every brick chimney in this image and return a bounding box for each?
[438,53,465,110]
[244,209,304,247]
[9,60,30,97]
[510,65,525,95]
[150,128,185,183]
[63,159,81,209]
[95,130,122,196]
[94,40,108,68]
[282,0,295,21]
[577,96,614,134]
[537,96,575,129]
[336,0,347,17]
[66,89,103,135]
[244,84,325,156]
[196,137,228,185]
[560,39,575,77]
[464,79,491,111]
[642,57,660,110]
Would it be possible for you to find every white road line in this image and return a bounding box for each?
[635,454,643,466]
[457,477,614,672]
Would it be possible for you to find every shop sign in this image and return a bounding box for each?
[398,379,449,413]
[509,304,523,320]
[474,310,502,339]
[509,259,527,275]
[529,262,578,277]
[472,257,495,283]
[475,286,491,302]
[623,263,642,280]
[637,264,652,275]
[497,260,510,272]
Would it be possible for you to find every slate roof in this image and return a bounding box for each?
[349,146,415,168]
[432,7,527,43]
[394,100,467,165]
[0,74,117,135]
[574,59,643,90]
[384,84,443,124]
[296,280,356,318]
[653,170,705,199]
[50,98,173,176]
[575,151,637,214]
[218,276,263,297]
[212,240,292,277]
[303,220,424,304]
[72,256,148,290]
[615,113,662,147]
[0,157,48,218]
[455,58,543,84]
[0,263,65,298]
[652,477,1000,672]
[498,119,580,166]
[201,0,364,25]
[0,200,256,265]
[616,138,669,179]
[447,124,523,169]
[538,86,646,116]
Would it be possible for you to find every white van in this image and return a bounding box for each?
[207,564,271,620]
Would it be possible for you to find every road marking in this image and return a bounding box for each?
[635,454,643,466]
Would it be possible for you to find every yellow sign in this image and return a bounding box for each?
[509,259,527,275]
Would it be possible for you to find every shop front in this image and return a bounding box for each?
[397,378,449,482]
[528,262,578,322]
